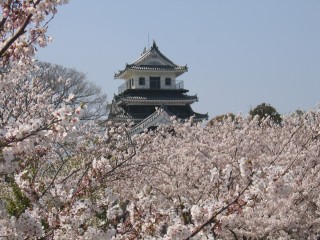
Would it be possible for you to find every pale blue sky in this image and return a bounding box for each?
[37,1,320,118]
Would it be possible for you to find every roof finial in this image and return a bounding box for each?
[152,40,157,49]
[142,46,146,54]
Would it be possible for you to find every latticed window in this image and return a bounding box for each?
[139,77,145,85]
[165,78,171,85]
[150,77,160,89]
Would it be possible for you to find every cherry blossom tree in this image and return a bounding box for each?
[0,0,72,176]
[111,113,320,239]
[25,110,316,239]
[32,62,108,120]
[0,1,319,239]
[0,0,69,68]
[0,0,79,238]
[0,1,129,238]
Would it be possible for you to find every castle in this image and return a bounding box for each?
[108,41,208,134]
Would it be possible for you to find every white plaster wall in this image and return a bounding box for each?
[132,72,177,90]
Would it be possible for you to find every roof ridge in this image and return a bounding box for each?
[131,43,181,67]
[114,42,188,79]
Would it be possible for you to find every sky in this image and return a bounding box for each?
[37,0,320,119]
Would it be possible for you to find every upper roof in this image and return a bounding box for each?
[114,41,188,79]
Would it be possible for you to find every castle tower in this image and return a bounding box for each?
[108,41,208,134]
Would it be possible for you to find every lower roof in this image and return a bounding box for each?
[108,104,208,123]
[115,89,197,103]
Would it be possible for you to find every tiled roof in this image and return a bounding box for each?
[132,41,175,66]
[115,90,198,103]
[128,65,187,71]
[129,106,208,135]
[117,89,194,98]
[114,41,187,79]
[108,104,208,124]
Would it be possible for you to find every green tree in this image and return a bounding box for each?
[249,103,282,124]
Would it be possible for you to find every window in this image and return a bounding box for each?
[126,81,130,89]
[150,77,161,89]
[131,78,134,87]
[139,77,145,85]
[165,78,171,86]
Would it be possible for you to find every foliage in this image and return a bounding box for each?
[4,181,31,217]
[249,102,282,124]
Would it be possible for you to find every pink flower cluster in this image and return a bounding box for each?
[0,1,319,239]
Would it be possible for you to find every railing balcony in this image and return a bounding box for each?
[118,80,184,94]
[175,80,184,90]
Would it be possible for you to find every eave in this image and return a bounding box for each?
[114,65,188,79]
[116,98,198,106]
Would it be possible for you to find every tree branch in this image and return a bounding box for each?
[0,14,32,58]
[184,180,252,240]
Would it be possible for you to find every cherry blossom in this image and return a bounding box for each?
[0,1,319,239]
